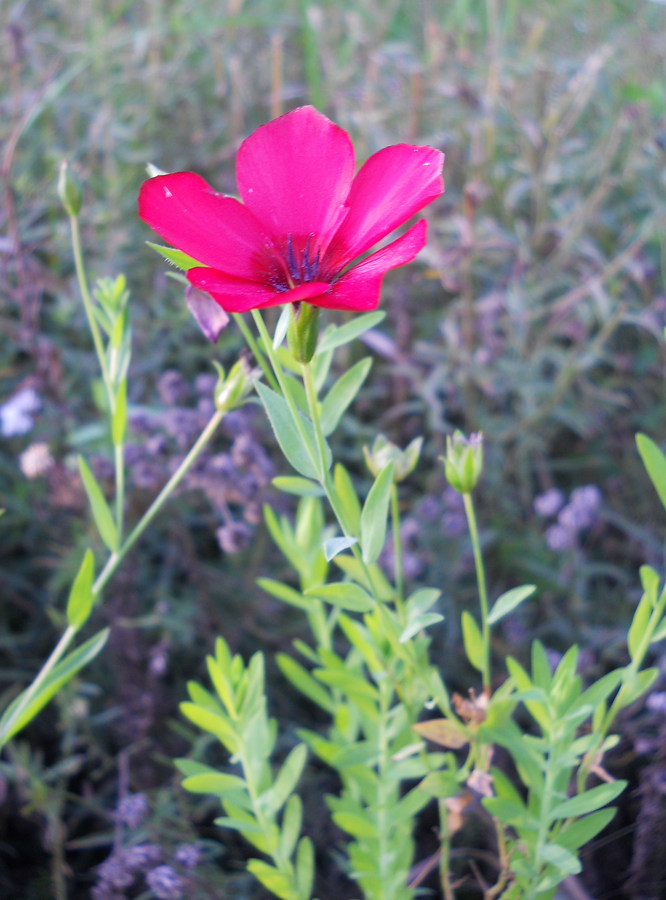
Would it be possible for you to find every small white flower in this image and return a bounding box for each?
[0,387,41,437]
[19,442,54,478]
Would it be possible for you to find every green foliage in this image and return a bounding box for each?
[178,636,312,900]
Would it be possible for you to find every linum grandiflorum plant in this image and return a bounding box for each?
[5,106,665,898]
[138,106,666,899]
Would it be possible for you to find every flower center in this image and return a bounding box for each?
[285,233,321,286]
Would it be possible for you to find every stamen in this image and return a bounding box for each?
[286,233,298,281]
[303,234,313,281]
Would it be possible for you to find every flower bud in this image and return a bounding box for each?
[363,434,423,483]
[57,160,82,217]
[287,302,319,364]
[213,358,254,412]
[443,431,483,494]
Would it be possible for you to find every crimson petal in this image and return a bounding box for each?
[311,220,428,311]
[236,106,354,252]
[138,172,273,280]
[326,144,444,265]
[187,267,331,313]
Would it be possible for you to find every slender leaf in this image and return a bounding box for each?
[66,549,95,630]
[78,455,118,551]
[637,433,666,510]
[487,584,536,625]
[272,476,324,497]
[146,241,202,271]
[182,772,247,795]
[320,358,372,435]
[323,536,358,561]
[305,582,374,613]
[316,311,386,354]
[0,628,109,746]
[549,781,627,820]
[360,462,394,564]
[461,611,485,672]
[256,382,319,479]
[399,613,444,643]
[277,654,335,713]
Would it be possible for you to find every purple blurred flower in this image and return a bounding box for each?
[533,488,565,518]
[146,864,185,900]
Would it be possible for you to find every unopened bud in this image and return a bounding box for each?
[363,434,423,483]
[287,302,319,364]
[57,161,82,217]
[443,431,483,494]
[213,358,254,412]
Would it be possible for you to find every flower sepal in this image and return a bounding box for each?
[443,431,483,495]
[287,302,320,365]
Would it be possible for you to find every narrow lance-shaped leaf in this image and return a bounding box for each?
[0,628,109,747]
[320,357,372,436]
[66,548,95,630]
[636,433,666,511]
[487,584,536,625]
[461,611,485,673]
[316,310,386,355]
[360,461,394,565]
[256,382,321,480]
[78,456,118,551]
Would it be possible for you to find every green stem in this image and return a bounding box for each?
[233,312,279,393]
[251,310,319,470]
[92,407,225,598]
[390,483,405,622]
[462,492,491,691]
[69,214,113,403]
[114,441,125,540]
[300,361,328,484]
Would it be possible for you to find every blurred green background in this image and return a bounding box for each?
[1,0,666,897]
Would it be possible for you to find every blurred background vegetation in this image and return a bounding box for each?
[1,0,666,897]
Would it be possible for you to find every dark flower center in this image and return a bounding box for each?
[285,233,321,285]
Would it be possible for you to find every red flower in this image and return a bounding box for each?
[138,106,444,314]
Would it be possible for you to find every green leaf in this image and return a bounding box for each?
[256,382,320,479]
[179,702,239,753]
[314,668,379,700]
[78,455,118,552]
[258,578,310,612]
[360,462,394,564]
[272,476,324,497]
[334,463,362,536]
[323,536,358,561]
[146,240,203,271]
[461,611,485,672]
[628,592,652,660]
[182,771,247,795]
[332,811,379,839]
[279,794,303,861]
[539,842,582,875]
[320,358,372,435]
[304,582,374,613]
[246,859,293,900]
[637,433,666,511]
[618,666,658,706]
[296,836,315,900]
[262,744,307,816]
[557,807,616,852]
[0,628,109,746]
[276,654,335,713]
[406,588,441,615]
[66,549,95,630]
[399,613,444,643]
[549,781,627,820]
[487,584,536,625]
[316,310,386,354]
